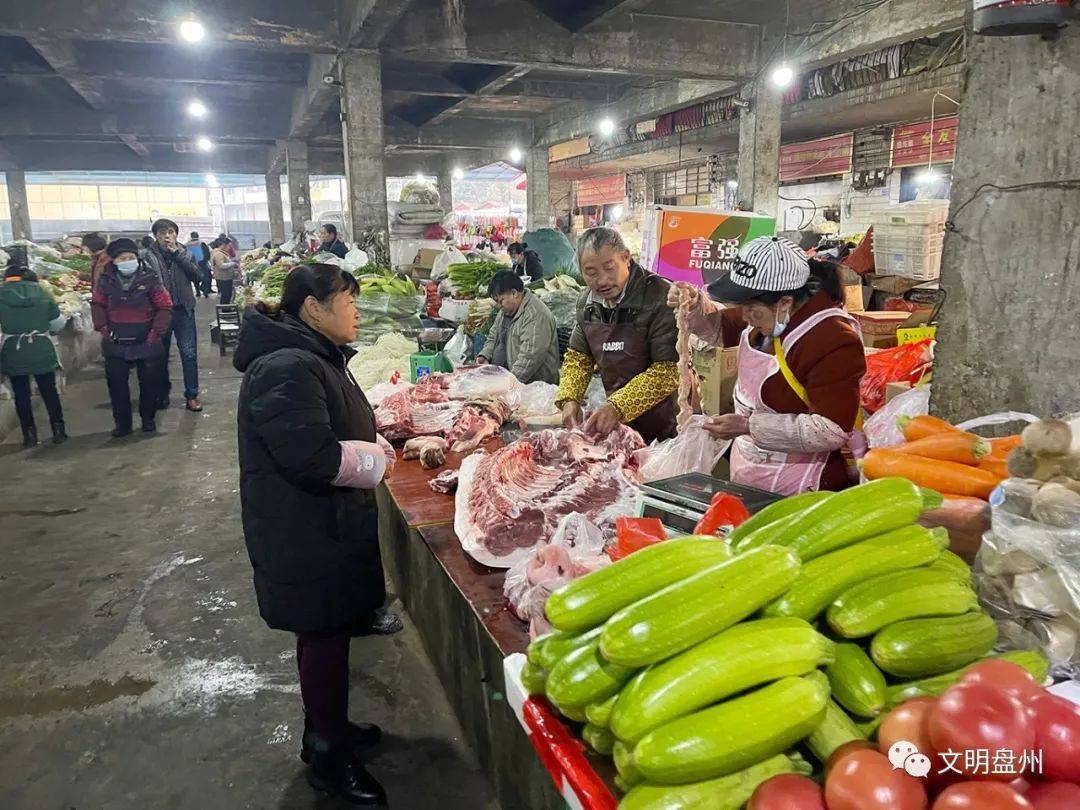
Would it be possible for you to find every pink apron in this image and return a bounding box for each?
[729,307,860,496]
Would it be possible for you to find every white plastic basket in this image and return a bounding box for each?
[873,240,943,280]
[880,200,950,228]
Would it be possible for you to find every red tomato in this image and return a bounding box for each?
[1028,693,1080,782]
[824,750,928,810]
[1025,782,1080,810]
[880,698,938,758]
[931,782,1032,809]
[929,683,1036,780]
[823,740,877,779]
[747,774,826,809]
[960,660,1043,702]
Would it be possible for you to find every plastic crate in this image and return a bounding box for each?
[880,200,950,228]
[873,240,943,280]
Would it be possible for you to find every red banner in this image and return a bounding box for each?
[575,174,625,207]
[779,133,854,181]
[891,116,959,168]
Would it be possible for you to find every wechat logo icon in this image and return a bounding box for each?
[887,741,932,778]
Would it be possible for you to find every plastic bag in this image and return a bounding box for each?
[864,385,931,448]
[431,247,468,282]
[534,288,582,331]
[694,493,751,536]
[634,415,731,482]
[608,517,667,560]
[443,328,470,369]
[354,293,424,345]
[974,478,1080,678]
[448,364,521,399]
[956,411,1040,434]
[344,247,369,273]
[584,376,607,413]
[860,339,934,414]
[514,382,560,422]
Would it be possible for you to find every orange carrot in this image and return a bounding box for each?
[895,433,991,465]
[988,435,1022,458]
[863,448,1002,500]
[896,414,962,443]
[942,494,990,505]
[977,457,1009,478]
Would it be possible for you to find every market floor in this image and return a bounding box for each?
[0,298,500,810]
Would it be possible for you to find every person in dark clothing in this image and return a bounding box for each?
[81,232,111,291]
[234,264,397,806]
[91,238,173,437]
[508,241,543,278]
[139,235,154,251]
[0,251,66,447]
[186,231,214,298]
[318,224,348,259]
[142,218,203,412]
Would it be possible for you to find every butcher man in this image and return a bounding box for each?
[556,227,679,443]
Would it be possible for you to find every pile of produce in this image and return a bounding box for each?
[518,477,1055,809]
[356,269,424,345]
[346,332,417,390]
[446,261,508,299]
[533,272,584,331]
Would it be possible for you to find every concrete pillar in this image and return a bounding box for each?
[6,169,32,241]
[265,172,286,245]
[736,79,782,216]
[437,156,455,218]
[284,140,311,233]
[525,147,551,231]
[339,51,388,242]
[933,24,1080,421]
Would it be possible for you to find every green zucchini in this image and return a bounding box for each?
[545,537,733,633]
[827,567,979,638]
[585,692,619,729]
[807,699,866,763]
[632,672,830,785]
[526,633,552,666]
[928,551,973,584]
[920,487,945,511]
[601,545,802,668]
[619,754,809,810]
[728,490,833,549]
[536,626,602,672]
[520,660,548,695]
[546,635,637,709]
[610,617,835,743]
[826,643,887,718]
[884,650,1051,707]
[613,774,634,795]
[764,525,947,621]
[856,715,884,738]
[553,701,587,722]
[614,740,645,789]
[871,611,998,679]
[582,723,615,755]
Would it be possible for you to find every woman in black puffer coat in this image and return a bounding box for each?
[234,264,396,806]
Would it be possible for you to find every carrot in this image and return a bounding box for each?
[896,414,962,442]
[895,433,991,465]
[942,494,990,505]
[977,457,1009,478]
[862,448,1003,500]
[988,435,1022,458]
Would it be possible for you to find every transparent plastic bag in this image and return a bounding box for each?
[343,247,369,273]
[634,415,731,482]
[514,381,560,421]
[431,247,467,282]
[443,328,470,369]
[584,376,607,412]
[448,364,521,399]
[859,339,933,414]
[354,293,424,345]
[864,385,931,448]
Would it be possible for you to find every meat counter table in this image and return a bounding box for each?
[376,447,566,810]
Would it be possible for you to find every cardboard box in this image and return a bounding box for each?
[693,346,738,416]
[869,274,925,295]
[839,264,866,313]
[854,311,911,336]
[863,333,899,349]
[412,248,443,270]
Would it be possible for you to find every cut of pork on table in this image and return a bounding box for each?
[429,468,460,494]
[455,426,645,568]
[446,398,513,453]
[402,436,448,469]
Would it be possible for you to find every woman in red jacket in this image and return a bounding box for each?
[669,236,866,494]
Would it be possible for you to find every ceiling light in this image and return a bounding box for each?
[204,173,219,186]
[414,172,424,182]
[610,205,624,221]
[726,179,739,189]
[509,147,523,163]
[598,117,616,137]
[187,100,208,118]
[916,168,940,186]
[452,167,464,180]
[179,19,206,43]
[196,137,214,152]
[770,63,795,89]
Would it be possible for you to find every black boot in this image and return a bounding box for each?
[306,745,387,807]
[300,714,381,764]
[21,425,38,448]
[51,421,68,444]
[111,424,133,438]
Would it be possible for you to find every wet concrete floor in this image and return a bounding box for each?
[0,299,499,809]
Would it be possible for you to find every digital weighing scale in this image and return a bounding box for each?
[639,473,783,534]
[404,327,457,382]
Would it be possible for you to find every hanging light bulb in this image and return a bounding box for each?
[204,173,219,186]
[770,63,795,89]
[179,19,206,43]
[187,99,208,118]
[610,204,624,221]
[452,167,464,180]
[598,117,616,137]
[509,146,523,163]
[196,136,214,152]
[726,179,739,189]
[916,167,940,186]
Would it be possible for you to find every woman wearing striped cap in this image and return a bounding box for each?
[668,235,866,495]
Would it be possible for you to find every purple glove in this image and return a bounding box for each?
[332,440,387,489]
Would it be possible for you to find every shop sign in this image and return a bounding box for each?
[779,133,854,181]
[891,117,959,168]
[575,174,626,207]
[549,137,591,163]
[898,325,938,345]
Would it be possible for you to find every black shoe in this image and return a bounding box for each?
[111,425,133,438]
[21,425,38,448]
[306,746,387,806]
[300,716,382,764]
[141,419,157,433]
[51,421,68,444]
[369,608,403,636]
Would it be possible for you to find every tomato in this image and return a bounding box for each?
[824,750,927,810]
[880,698,938,758]
[931,782,1032,809]
[823,739,877,778]
[747,774,826,809]
[1028,693,1080,782]
[929,683,1036,780]
[960,660,1043,703]
[1025,782,1080,810]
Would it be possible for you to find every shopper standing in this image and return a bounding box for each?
[318,224,349,259]
[186,231,213,298]
[0,250,66,447]
[234,264,394,806]
[81,232,110,291]
[210,238,238,305]
[143,218,202,412]
[92,239,173,437]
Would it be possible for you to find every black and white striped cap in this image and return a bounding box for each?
[707,235,811,303]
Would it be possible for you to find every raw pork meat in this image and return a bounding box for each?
[455,426,644,568]
[446,399,512,453]
[402,436,447,469]
[675,289,697,431]
[429,469,459,494]
[374,376,460,441]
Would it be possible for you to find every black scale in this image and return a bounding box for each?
[639,473,783,534]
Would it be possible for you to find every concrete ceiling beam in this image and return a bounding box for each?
[426,65,531,125]
[571,0,655,32]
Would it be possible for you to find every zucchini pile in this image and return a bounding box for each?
[522,477,1049,809]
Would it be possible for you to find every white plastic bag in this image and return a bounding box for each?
[431,247,467,282]
[634,415,730,482]
[957,411,1040,434]
[344,247,369,273]
[584,376,607,412]
[514,382,560,421]
[864,385,931,448]
[443,328,470,369]
[448,364,521,398]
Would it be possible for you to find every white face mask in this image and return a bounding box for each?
[116,259,138,276]
[771,304,791,338]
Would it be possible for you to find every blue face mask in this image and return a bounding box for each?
[116,259,138,276]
